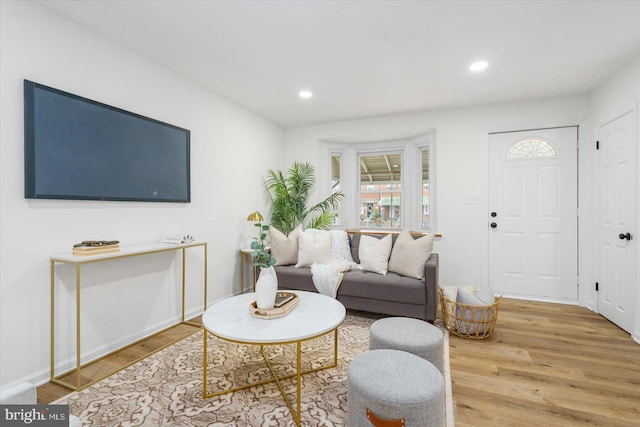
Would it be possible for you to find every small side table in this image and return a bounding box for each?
[239,248,257,293]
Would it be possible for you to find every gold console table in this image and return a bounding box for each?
[50,241,207,391]
[239,248,258,293]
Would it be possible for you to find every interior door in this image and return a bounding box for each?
[489,127,578,300]
[597,111,637,333]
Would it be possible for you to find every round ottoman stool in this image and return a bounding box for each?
[370,317,444,374]
[347,349,444,427]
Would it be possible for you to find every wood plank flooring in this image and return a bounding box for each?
[450,298,640,426]
[37,300,640,426]
[37,320,202,404]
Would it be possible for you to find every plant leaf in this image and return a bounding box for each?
[265,161,343,234]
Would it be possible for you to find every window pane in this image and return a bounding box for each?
[506,138,558,159]
[421,148,430,228]
[331,154,341,225]
[359,153,401,228]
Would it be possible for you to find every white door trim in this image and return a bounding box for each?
[634,103,640,344]
[577,120,595,311]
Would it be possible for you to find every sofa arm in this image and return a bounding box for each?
[423,253,439,322]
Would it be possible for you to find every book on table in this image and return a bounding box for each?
[250,292,299,319]
[72,240,120,256]
[274,292,296,307]
[73,247,119,256]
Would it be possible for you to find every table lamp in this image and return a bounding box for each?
[246,211,264,222]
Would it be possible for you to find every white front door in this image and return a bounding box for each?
[489,127,578,301]
[597,111,637,333]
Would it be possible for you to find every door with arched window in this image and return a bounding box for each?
[488,126,578,301]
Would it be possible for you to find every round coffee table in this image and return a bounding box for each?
[202,291,346,426]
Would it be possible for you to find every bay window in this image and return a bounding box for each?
[325,131,434,231]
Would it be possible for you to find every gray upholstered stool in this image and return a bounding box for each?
[348,349,444,427]
[370,317,444,374]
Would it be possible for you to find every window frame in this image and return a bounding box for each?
[330,152,342,226]
[506,137,559,159]
[419,144,432,230]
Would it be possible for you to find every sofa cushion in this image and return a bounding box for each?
[357,234,392,275]
[274,265,316,292]
[275,266,426,305]
[388,232,434,279]
[339,270,426,305]
[295,229,332,267]
[270,225,302,266]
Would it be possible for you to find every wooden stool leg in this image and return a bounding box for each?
[366,409,405,427]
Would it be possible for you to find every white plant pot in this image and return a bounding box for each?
[255,266,278,310]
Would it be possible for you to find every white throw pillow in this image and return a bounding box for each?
[357,234,392,275]
[388,232,435,279]
[295,229,332,267]
[270,225,302,266]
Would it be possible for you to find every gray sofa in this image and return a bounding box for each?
[275,232,439,322]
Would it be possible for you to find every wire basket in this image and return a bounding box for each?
[439,289,501,339]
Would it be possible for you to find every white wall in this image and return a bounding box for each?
[0,1,284,387]
[588,56,640,343]
[285,96,590,297]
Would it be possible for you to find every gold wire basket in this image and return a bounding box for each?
[439,289,501,339]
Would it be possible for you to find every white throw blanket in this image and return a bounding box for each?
[310,230,356,298]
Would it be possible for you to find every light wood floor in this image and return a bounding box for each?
[38,300,640,426]
[37,320,203,404]
[450,298,640,426]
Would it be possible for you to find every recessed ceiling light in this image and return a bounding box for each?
[299,90,313,99]
[469,61,489,72]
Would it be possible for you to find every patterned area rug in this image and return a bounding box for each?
[56,313,452,426]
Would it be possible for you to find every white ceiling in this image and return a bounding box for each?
[39,0,640,128]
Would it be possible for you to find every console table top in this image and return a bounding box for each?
[50,241,207,264]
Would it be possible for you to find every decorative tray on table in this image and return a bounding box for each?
[250,292,299,319]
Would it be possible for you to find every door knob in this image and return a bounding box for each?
[490,222,497,229]
[619,232,632,241]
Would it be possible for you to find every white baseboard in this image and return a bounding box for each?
[26,307,204,388]
[25,293,249,389]
[499,293,579,305]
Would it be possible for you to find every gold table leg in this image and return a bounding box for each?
[202,328,340,426]
[51,243,207,391]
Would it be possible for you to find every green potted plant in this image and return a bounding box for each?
[250,220,277,309]
[265,161,344,234]
[250,222,275,268]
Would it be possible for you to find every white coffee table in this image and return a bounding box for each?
[202,291,346,426]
